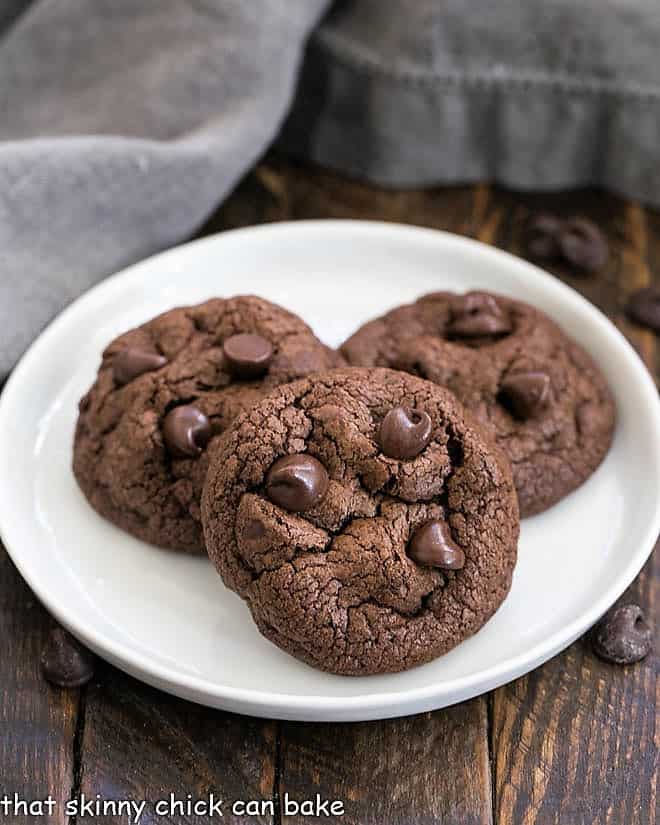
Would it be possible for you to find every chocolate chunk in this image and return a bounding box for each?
[557,218,608,273]
[591,604,653,665]
[379,406,433,460]
[525,213,563,259]
[625,286,660,333]
[41,627,95,688]
[223,333,273,378]
[408,520,465,570]
[266,453,329,512]
[499,371,550,420]
[447,292,512,338]
[162,404,211,458]
[113,347,167,385]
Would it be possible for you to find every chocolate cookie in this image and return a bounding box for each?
[73,296,343,553]
[202,368,519,675]
[341,291,616,517]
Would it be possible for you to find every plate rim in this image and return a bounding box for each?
[1,218,659,720]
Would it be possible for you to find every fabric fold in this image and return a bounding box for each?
[1,0,658,379]
[279,1,660,203]
[0,0,331,379]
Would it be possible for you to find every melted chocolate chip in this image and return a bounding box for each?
[266,454,329,512]
[625,286,660,333]
[591,604,653,665]
[162,405,211,458]
[379,406,433,460]
[499,371,550,420]
[223,333,273,378]
[41,627,95,688]
[113,347,167,385]
[557,218,608,273]
[447,292,512,338]
[525,213,563,259]
[408,520,465,570]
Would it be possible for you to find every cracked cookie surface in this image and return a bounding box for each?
[202,368,519,675]
[73,296,343,553]
[341,291,616,517]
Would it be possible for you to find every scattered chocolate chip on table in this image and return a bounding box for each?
[524,213,609,273]
[625,286,660,333]
[41,627,95,689]
[591,604,653,665]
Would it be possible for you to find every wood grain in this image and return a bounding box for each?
[489,192,658,825]
[279,701,492,825]
[0,547,79,825]
[492,550,657,825]
[76,664,276,824]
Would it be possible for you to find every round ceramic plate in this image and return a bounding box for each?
[1,221,658,722]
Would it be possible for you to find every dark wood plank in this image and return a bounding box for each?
[492,551,657,825]
[279,701,492,825]
[77,664,277,824]
[0,544,79,824]
[206,155,480,237]
[642,204,660,383]
[489,191,659,825]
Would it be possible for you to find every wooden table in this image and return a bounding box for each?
[1,156,657,824]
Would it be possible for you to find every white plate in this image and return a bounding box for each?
[1,221,659,722]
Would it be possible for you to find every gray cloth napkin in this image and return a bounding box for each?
[282,0,660,198]
[1,0,659,380]
[0,0,331,380]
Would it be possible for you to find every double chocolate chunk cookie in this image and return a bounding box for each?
[342,292,615,517]
[73,296,343,553]
[202,368,519,675]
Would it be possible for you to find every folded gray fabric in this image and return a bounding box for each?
[0,0,330,380]
[1,0,659,380]
[281,0,660,199]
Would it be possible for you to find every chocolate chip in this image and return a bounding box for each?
[524,214,608,274]
[266,454,329,512]
[447,292,512,338]
[525,213,563,259]
[162,404,211,458]
[625,286,660,333]
[223,333,273,378]
[408,520,465,570]
[41,627,95,688]
[113,347,167,385]
[557,218,608,273]
[379,406,433,460]
[499,371,550,420]
[591,604,653,665]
